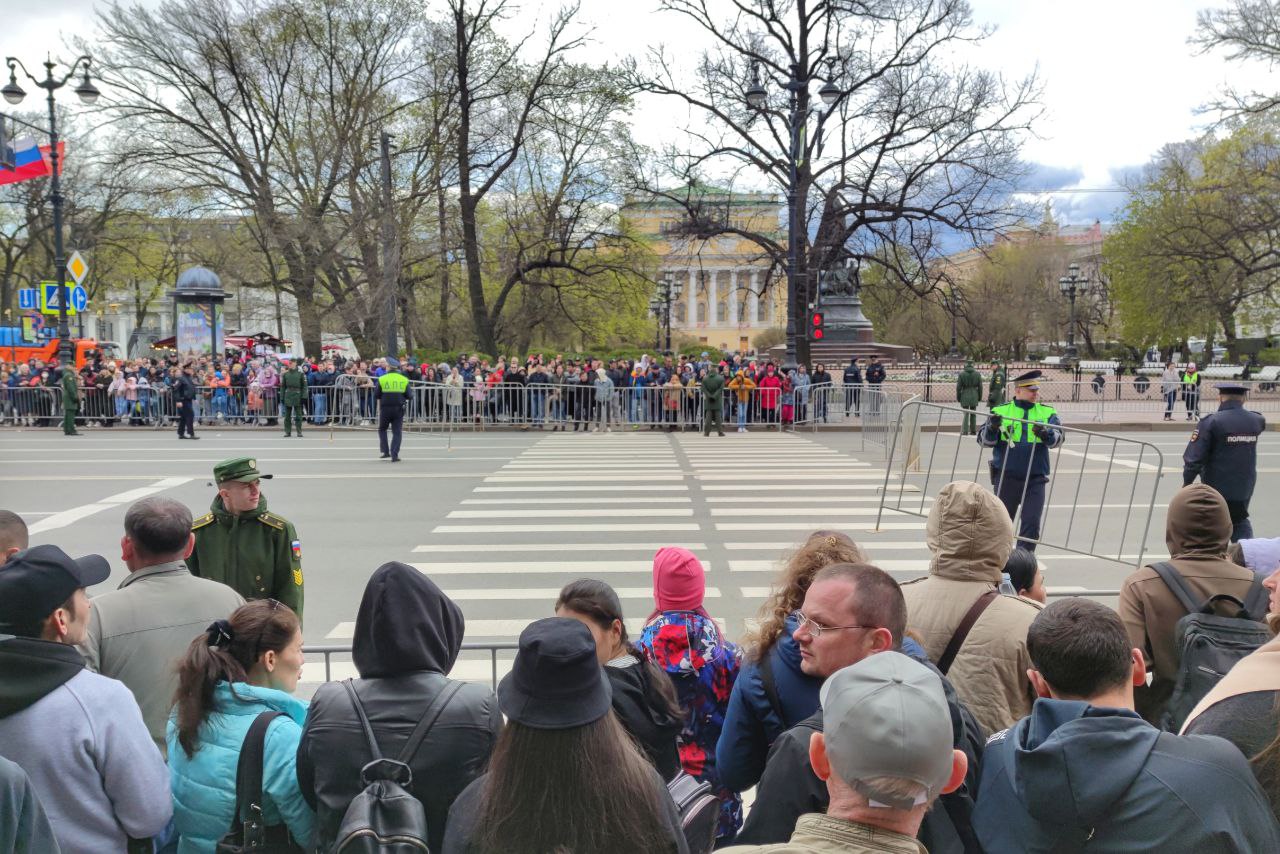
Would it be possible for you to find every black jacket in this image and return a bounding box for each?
[1183,399,1267,501]
[734,657,984,853]
[606,660,682,781]
[296,564,501,853]
[173,374,197,403]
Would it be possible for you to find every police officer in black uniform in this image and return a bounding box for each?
[1183,382,1266,542]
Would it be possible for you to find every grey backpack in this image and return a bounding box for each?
[1151,562,1270,732]
[332,680,461,853]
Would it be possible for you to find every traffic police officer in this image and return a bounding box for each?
[376,357,409,461]
[1183,382,1266,541]
[979,370,1064,551]
[189,457,304,617]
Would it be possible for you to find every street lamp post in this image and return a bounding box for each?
[1058,262,1090,361]
[654,274,683,354]
[648,296,662,352]
[745,61,841,372]
[4,55,99,369]
[944,286,962,360]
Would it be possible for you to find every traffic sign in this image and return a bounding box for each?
[40,281,78,317]
[71,285,87,312]
[18,288,37,310]
[66,251,88,285]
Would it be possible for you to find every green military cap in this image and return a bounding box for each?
[213,456,274,484]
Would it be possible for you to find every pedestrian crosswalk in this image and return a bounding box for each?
[308,431,1146,688]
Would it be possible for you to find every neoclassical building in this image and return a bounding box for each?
[624,187,787,352]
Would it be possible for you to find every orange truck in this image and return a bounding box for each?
[0,329,122,369]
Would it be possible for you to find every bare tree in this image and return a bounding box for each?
[626,0,1040,364]
[1194,0,1280,118]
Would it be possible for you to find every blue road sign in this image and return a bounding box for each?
[71,285,87,312]
[18,288,37,310]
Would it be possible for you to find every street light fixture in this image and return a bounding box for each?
[652,274,683,354]
[744,59,842,371]
[4,54,100,368]
[1058,262,1090,361]
[943,285,963,360]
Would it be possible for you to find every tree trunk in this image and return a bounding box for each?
[437,183,451,350]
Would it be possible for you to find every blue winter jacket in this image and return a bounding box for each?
[715,613,930,794]
[166,682,314,853]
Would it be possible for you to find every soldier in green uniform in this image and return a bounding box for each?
[956,360,984,435]
[188,457,304,619]
[60,366,82,436]
[987,361,1008,409]
[701,364,726,437]
[281,360,306,437]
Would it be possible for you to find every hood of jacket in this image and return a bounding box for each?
[1166,484,1231,559]
[353,562,465,678]
[1008,699,1159,827]
[209,493,269,522]
[926,480,1013,583]
[643,611,734,676]
[0,636,85,718]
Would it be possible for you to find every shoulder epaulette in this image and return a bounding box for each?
[258,513,287,531]
[192,513,215,530]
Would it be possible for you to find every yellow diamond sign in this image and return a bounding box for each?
[66,251,89,285]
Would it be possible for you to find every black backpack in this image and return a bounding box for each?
[331,679,462,853]
[666,771,719,854]
[216,711,304,853]
[1151,562,1271,732]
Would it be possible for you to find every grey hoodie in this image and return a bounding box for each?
[973,698,1280,852]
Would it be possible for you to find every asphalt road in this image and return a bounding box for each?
[5,421,1276,687]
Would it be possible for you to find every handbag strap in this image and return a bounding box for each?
[757,649,786,728]
[228,711,285,835]
[397,681,464,765]
[937,591,998,676]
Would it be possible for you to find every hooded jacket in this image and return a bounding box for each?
[1118,484,1262,723]
[0,637,172,854]
[296,563,501,853]
[900,481,1042,734]
[973,698,1280,853]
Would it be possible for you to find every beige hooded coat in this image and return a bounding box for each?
[900,481,1042,735]
[1118,483,1261,724]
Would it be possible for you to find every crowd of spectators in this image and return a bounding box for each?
[0,348,885,431]
[2,479,1280,853]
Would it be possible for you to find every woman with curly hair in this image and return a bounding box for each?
[714,530,866,794]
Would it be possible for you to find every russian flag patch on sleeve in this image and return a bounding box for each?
[291,540,302,560]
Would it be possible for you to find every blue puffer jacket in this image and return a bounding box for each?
[715,614,931,794]
[167,682,314,853]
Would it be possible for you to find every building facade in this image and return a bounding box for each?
[624,187,787,352]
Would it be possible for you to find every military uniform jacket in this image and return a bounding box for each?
[701,371,725,404]
[189,495,304,617]
[60,370,79,407]
[281,368,306,406]
[1183,400,1266,501]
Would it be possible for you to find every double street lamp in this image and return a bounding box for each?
[4,55,100,368]
[648,274,683,354]
[942,285,963,360]
[1058,262,1090,361]
[745,60,842,371]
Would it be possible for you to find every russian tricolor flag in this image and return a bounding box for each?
[0,136,64,186]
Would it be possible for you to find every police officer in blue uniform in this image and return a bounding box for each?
[979,370,1065,551]
[1183,382,1266,542]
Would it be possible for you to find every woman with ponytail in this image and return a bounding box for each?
[555,579,683,781]
[167,599,313,852]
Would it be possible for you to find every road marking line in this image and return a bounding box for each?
[460,497,692,505]
[27,476,192,535]
[730,559,925,572]
[723,541,933,551]
[711,507,885,517]
[410,560,704,574]
[436,586,721,600]
[484,475,686,482]
[700,483,901,491]
[324,617,648,640]
[433,523,702,533]
[412,542,708,553]
[473,485,688,492]
[446,508,694,519]
[716,521,925,531]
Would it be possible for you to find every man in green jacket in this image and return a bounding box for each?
[702,364,726,437]
[987,361,1008,409]
[281,361,306,437]
[956,360,984,435]
[188,457,304,619]
[60,366,81,436]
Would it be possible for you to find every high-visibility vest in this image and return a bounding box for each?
[992,401,1057,444]
[378,372,409,393]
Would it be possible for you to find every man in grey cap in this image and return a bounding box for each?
[724,651,967,853]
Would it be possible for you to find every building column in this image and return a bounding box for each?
[686,269,696,326]
[708,269,719,326]
[749,269,760,323]
[729,269,739,325]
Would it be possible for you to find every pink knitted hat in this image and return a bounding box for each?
[652,546,706,612]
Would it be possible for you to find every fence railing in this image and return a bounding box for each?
[305,642,518,689]
[878,399,1165,566]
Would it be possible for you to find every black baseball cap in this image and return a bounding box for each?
[0,545,110,630]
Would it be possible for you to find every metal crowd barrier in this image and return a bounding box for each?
[306,641,518,689]
[878,399,1165,567]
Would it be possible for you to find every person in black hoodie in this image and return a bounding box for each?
[555,579,683,780]
[297,563,501,853]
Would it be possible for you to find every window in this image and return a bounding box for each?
[716,301,727,323]
[697,301,707,323]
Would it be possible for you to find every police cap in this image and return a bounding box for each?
[1014,370,1043,389]
[214,457,274,484]
[1215,382,1248,394]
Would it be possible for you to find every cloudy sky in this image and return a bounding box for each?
[4,0,1270,224]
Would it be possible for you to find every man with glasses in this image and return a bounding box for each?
[735,562,984,851]
[188,457,304,619]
